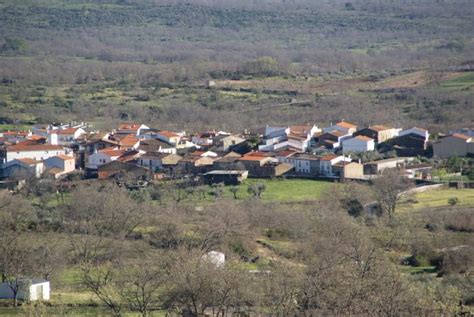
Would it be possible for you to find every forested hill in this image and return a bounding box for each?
[2,0,473,64]
[2,2,428,30]
[0,0,473,131]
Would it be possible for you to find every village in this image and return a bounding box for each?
[1,120,473,187]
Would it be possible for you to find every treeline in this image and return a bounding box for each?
[1,174,473,315]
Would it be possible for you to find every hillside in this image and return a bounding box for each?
[0,0,473,131]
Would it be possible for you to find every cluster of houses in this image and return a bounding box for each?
[1,120,473,185]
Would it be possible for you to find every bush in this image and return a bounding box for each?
[448,197,459,206]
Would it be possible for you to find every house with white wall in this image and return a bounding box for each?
[2,142,65,164]
[117,123,150,136]
[1,158,44,179]
[285,153,320,175]
[44,155,75,177]
[259,124,321,152]
[87,149,125,169]
[318,155,352,177]
[56,127,86,145]
[155,131,183,145]
[0,279,50,302]
[398,127,429,142]
[342,136,375,153]
[323,121,358,135]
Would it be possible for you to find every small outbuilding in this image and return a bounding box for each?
[203,251,225,268]
[203,170,248,185]
[0,279,50,302]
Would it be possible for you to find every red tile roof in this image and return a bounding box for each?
[118,123,141,131]
[275,150,298,157]
[354,135,374,142]
[244,151,269,157]
[370,125,392,132]
[336,121,357,129]
[118,134,139,147]
[98,149,125,157]
[320,154,339,161]
[18,158,42,165]
[327,130,346,137]
[451,133,471,140]
[190,150,206,156]
[159,130,180,138]
[56,155,74,161]
[56,127,79,135]
[3,131,29,136]
[238,156,268,162]
[117,150,141,162]
[7,142,63,152]
[289,125,314,138]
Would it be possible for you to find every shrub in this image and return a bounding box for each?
[448,197,459,206]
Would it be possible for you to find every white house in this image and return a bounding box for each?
[1,158,44,178]
[156,131,182,145]
[191,131,220,146]
[191,150,219,158]
[318,130,353,150]
[2,143,65,164]
[44,155,75,177]
[56,127,86,145]
[87,149,124,169]
[0,279,50,301]
[318,155,352,177]
[398,127,429,142]
[203,251,225,268]
[342,136,375,153]
[259,124,321,152]
[0,131,31,143]
[117,123,150,136]
[285,153,319,174]
[323,121,358,135]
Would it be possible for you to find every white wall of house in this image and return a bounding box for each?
[87,152,119,169]
[44,157,75,174]
[157,147,177,154]
[191,136,213,146]
[288,158,311,173]
[323,124,355,135]
[6,149,65,163]
[342,137,375,153]
[0,281,50,301]
[57,128,86,145]
[139,157,162,170]
[433,136,472,158]
[319,156,351,176]
[264,126,289,139]
[2,160,44,178]
[47,133,58,145]
[399,128,429,142]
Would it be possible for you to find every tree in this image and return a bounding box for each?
[117,251,167,317]
[163,248,252,317]
[448,197,459,206]
[1,37,27,53]
[372,169,412,218]
[80,260,124,317]
[247,183,266,198]
[229,186,239,199]
[345,2,355,11]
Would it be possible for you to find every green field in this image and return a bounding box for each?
[440,72,474,90]
[227,178,337,202]
[398,189,474,212]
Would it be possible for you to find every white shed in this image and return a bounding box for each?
[0,279,50,301]
[203,251,226,268]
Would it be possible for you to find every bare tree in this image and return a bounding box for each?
[372,168,412,219]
